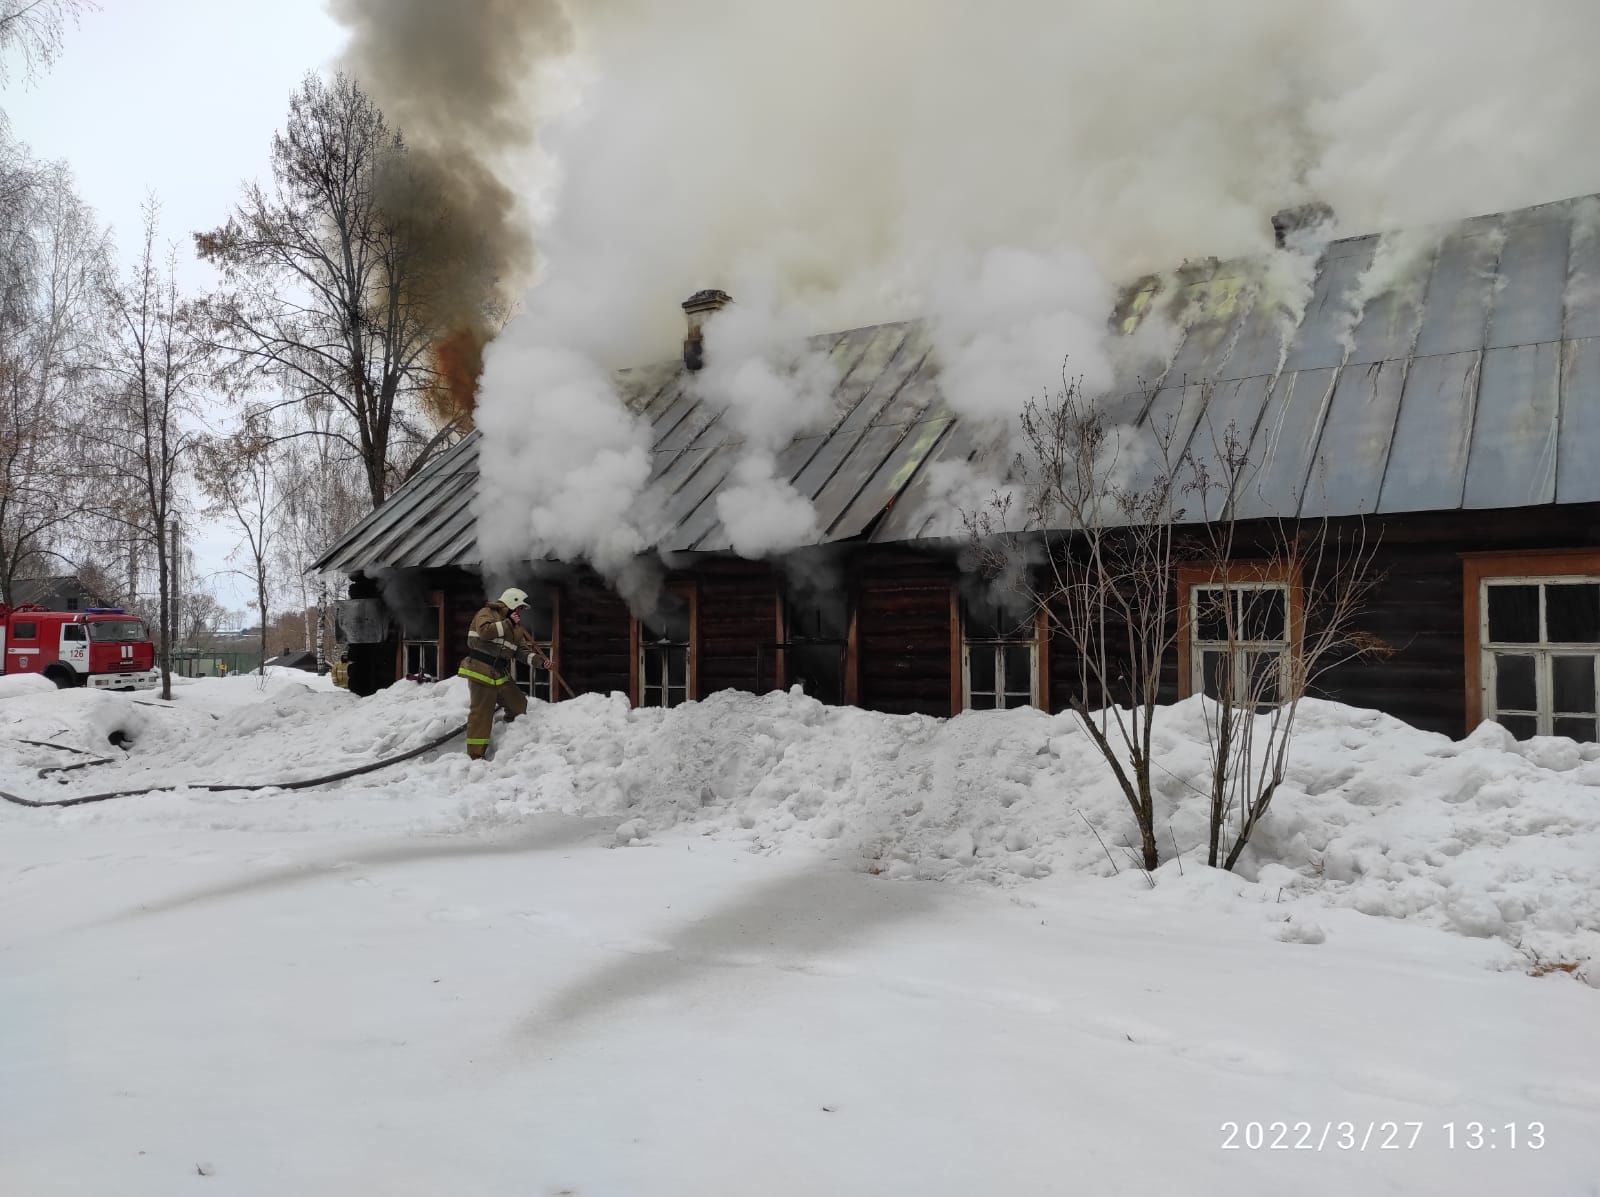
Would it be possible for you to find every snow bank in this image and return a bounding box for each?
[0,674,55,701]
[4,680,1597,974]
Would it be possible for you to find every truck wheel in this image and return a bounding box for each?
[43,666,78,689]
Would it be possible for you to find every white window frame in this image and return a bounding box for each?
[636,588,694,710]
[1480,575,1600,741]
[638,636,690,708]
[1188,580,1292,706]
[513,639,556,701]
[960,602,1041,711]
[402,602,442,681]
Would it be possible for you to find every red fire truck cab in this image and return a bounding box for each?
[0,604,160,691]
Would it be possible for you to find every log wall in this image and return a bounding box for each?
[854,552,958,717]
[693,559,779,697]
[347,501,1600,737]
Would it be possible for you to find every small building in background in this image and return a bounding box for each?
[11,575,110,613]
[264,649,319,673]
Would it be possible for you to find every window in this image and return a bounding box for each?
[65,596,78,611]
[1177,562,1301,707]
[1480,578,1599,741]
[1190,583,1291,707]
[88,620,145,641]
[512,589,559,701]
[635,589,694,708]
[960,592,1040,711]
[62,625,86,642]
[403,638,439,679]
[401,602,442,680]
[12,622,36,640]
[777,592,850,704]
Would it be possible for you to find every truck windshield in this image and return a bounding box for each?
[88,620,147,642]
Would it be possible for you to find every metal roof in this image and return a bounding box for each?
[317,192,1600,574]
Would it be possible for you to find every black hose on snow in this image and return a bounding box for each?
[1,720,472,810]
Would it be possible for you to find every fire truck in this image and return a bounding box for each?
[0,603,160,691]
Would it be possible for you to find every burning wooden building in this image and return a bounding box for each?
[317,195,1600,742]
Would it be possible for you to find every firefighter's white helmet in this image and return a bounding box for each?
[499,587,530,611]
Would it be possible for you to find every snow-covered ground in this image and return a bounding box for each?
[3,676,1598,1194]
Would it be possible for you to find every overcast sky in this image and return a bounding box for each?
[6,0,348,615]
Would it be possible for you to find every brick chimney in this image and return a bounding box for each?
[681,289,731,371]
[1271,201,1334,249]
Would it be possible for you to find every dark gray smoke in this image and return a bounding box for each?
[329,0,579,423]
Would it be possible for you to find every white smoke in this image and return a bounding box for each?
[694,284,839,558]
[1261,217,1339,375]
[1335,227,1448,358]
[473,0,1600,575]
[472,288,652,580]
[931,247,1117,429]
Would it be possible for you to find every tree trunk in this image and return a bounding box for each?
[1134,762,1159,872]
[154,525,172,701]
[258,573,269,677]
[1138,818,1160,873]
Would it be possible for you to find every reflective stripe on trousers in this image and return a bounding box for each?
[464,674,528,758]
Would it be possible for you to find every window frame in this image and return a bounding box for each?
[773,586,856,704]
[512,588,562,702]
[954,587,1046,713]
[630,583,697,708]
[1461,550,1600,740]
[397,591,444,682]
[1175,561,1304,703]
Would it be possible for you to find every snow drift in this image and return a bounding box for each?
[3,677,1596,978]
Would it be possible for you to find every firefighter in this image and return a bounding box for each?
[458,587,552,760]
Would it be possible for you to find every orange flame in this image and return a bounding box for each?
[427,326,487,429]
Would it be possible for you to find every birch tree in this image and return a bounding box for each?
[0,130,109,600]
[197,420,285,677]
[91,199,207,700]
[0,0,92,82]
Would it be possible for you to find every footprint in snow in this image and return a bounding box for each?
[1333,1067,1460,1106]
[979,988,1060,1015]
[1178,1041,1296,1077]
[427,907,487,924]
[597,937,672,956]
[775,959,856,979]
[1523,1081,1600,1111]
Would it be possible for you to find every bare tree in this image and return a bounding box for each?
[88,199,207,700]
[197,420,285,677]
[0,131,109,600]
[1186,428,1389,869]
[0,0,93,83]
[178,587,224,654]
[969,377,1190,872]
[269,400,364,668]
[970,375,1387,875]
[197,72,492,511]
[74,556,118,605]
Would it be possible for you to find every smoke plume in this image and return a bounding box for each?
[329,0,578,425]
[361,0,1600,574]
[695,284,840,557]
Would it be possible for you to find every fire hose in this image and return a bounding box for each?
[1,719,473,809]
[1,659,578,811]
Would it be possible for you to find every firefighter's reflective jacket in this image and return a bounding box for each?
[457,601,540,685]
